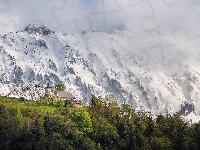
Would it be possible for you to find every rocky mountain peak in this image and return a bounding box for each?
[24,23,53,35]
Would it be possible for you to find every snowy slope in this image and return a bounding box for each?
[0,23,200,122]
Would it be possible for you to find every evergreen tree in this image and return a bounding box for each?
[55,83,66,91]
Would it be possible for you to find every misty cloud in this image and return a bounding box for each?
[0,0,199,46]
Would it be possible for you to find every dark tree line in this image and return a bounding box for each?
[0,95,200,150]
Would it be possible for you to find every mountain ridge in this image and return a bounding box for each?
[0,23,200,122]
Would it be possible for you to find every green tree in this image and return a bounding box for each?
[90,95,104,107]
[71,107,92,134]
[55,83,66,91]
[120,103,135,120]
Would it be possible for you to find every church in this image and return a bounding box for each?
[44,83,75,101]
[44,83,83,107]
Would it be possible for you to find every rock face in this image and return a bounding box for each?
[0,23,200,122]
[24,24,53,35]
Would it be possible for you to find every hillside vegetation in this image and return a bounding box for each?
[1,95,200,150]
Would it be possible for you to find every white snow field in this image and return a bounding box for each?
[0,23,200,122]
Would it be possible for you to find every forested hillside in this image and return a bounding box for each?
[1,95,200,150]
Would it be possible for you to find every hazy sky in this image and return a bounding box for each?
[0,0,200,54]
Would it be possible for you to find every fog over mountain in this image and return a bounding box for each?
[0,23,200,122]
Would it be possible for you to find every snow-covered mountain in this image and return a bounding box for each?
[1,23,200,122]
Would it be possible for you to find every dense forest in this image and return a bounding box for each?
[0,95,200,150]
